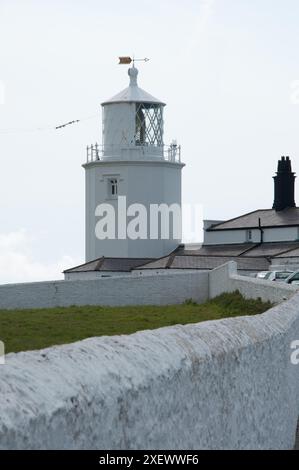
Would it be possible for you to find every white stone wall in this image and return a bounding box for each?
[1,261,297,310]
[1,293,299,449]
[0,271,209,310]
[209,261,298,303]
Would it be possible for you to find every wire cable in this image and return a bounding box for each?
[0,113,98,134]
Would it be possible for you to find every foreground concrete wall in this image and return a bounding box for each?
[0,271,209,310]
[1,293,299,450]
[209,261,298,303]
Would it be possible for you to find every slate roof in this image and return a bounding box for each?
[274,247,299,258]
[240,242,299,257]
[208,207,299,231]
[64,257,154,273]
[64,241,299,274]
[134,254,269,272]
[178,244,254,257]
[181,242,299,258]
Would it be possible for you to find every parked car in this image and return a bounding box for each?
[263,270,293,282]
[284,271,299,285]
[256,270,293,282]
[256,271,269,279]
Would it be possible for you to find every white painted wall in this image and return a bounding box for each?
[0,271,209,310]
[204,226,299,245]
[64,271,131,281]
[132,268,206,276]
[65,267,256,281]
[84,160,184,261]
[102,103,136,156]
[1,260,297,310]
[102,103,163,158]
[1,293,299,449]
[263,226,299,242]
[209,261,298,302]
[204,229,252,245]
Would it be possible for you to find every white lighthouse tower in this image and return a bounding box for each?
[84,63,185,261]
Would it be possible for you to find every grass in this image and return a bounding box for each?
[0,291,272,354]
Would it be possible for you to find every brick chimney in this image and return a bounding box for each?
[272,156,296,211]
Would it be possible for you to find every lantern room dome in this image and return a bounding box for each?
[101,65,165,106]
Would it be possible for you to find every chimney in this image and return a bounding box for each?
[272,156,296,211]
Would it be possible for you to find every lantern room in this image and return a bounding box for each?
[101,65,165,158]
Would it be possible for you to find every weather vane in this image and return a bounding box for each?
[118,56,150,65]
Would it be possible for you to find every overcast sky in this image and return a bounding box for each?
[1,0,299,283]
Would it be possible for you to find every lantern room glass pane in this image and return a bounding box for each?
[135,103,163,146]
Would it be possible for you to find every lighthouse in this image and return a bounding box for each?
[83,63,185,261]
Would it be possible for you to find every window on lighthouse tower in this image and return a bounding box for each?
[135,103,163,147]
[135,105,146,145]
[109,178,118,197]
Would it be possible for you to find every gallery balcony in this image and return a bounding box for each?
[85,143,181,164]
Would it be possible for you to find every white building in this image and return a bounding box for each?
[84,64,185,261]
[204,157,299,245]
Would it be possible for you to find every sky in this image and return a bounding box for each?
[1,0,299,283]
